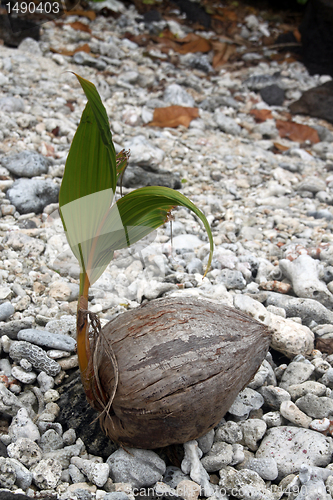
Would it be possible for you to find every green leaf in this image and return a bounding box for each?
[59,74,214,288]
[59,74,117,275]
[84,186,214,285]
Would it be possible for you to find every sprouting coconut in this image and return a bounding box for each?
[59,75,271,449]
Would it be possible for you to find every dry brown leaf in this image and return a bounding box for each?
[315,338,333,354]
[50,43,91,56]
[273,142,290,152]
[65,10,96,20]
[149,106,199,128]
[250,109,273,123]
[276,119,320,144]
[157,31,211,55]
[69,21,91,33]
[212,41,237,69]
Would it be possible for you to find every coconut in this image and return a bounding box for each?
[84,297,271,449]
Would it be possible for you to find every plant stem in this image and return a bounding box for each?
[77,271,90,376]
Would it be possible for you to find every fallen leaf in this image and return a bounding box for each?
[211,40,237,69]
[273,142,290,152]
[50,44,91,56]
[69,21,91,33]
[148,106,199,128]
[250,109,273,123]
[64,10,96,20]
[276,119,320,144]
[157,31,211,55]
[315,338,333,355]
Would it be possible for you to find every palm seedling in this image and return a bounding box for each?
[59,75,271,448]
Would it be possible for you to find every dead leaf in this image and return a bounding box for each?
[64,10,96,20]
[157,31,211,55]
[276,119,320,144]
[250,109,273,123]
[273,142,290,152]
[315,338,333,355]
[148,106,199,128]
[50,44,91,56]
[69,21,91,33]
[211,40,237,69]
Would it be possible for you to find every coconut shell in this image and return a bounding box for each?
[88,297,271,449]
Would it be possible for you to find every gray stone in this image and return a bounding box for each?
[219,466,275,500]
[256,426,333,480]
[43,440,85,469]
[244,457,278,481]
[68,463,86,483]
[7,437,42,467]
[297,176,326,194]
[239,419,267,451]
[186,258,203,275]
[279,255,333,308]
[197,429,214,454]
[124,136,165,171]
[31,457,62,489]
[122,166,181,190]
[8,457,32,489]
[265,292,333,326]
[39,429,64,453]
[1,151,50,177]
[17,328,76,352]
[200,442,234,472]
[0,317,34,340]
[107,448,166,488]
[295,393,333,419]
[0,302,15,322]
[216,269,246,289]
[214,112,242,135]
[279,361,315,390]
[0,457,16,489]
[11,365,37,384]
[45,315,77,339]
[0,382,26,417]
[260,84,285,106]
[0,96,25,113]
[228,388,264,418]
[4,232,45,256]
[215,421,243,444]
[18,37,42,56]
[7,178,59,214]
[71,457,110,487]
[163,84,195,107]
[8,408,40,442]
[288,381,327,401]
[259,385,291,410]
[280,400,313,428]
[9,340,61,376]
[104,493,130,500]
[163,466,190,489]
[73,52,107,71]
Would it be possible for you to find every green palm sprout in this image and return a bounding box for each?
[59,74,214,397]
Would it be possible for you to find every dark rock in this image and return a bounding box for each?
[260,85,285,106]
[289,81,333,124]
[121,166,181,190]
[6,178,59,214]
[171,0,211,29]
[0,494,54,500]
[300,0,333,77]
[1,151,50,178]
[0,14,39,48]
[0,438,8,457]
[143,10,162,24]
[57,370,118,459]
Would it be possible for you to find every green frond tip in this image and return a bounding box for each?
[59,74,214,288]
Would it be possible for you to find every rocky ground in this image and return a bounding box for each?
[1,1,333,499]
